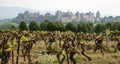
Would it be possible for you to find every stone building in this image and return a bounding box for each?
[95,11,100,22]
[12,10,101,23]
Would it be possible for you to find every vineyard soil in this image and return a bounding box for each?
[6,41,120,64]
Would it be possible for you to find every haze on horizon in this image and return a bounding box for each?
[0,0,120,16]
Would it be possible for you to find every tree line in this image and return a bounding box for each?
[19,19,120,33]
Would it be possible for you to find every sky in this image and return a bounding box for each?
[0,0,120,16]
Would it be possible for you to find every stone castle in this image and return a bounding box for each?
[12,10,101,23]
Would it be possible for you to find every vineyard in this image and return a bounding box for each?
[0,30,120,64]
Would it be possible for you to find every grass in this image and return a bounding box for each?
[7,40,120,64]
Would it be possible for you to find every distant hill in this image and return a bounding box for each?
[0,6,55,20]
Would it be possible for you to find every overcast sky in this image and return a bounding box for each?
[0,0,120,16]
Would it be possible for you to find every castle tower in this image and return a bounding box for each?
[56,10,62,21]
[96,11,100,21]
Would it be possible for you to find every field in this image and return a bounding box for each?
[7,41,120,64]
[31,41,120,64]
[0,30,120,64]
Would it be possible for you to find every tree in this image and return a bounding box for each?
[47,21,56,31]
[94,23,106,33]
[113,21,120,31]
[40,19,51,31]
[88,22,94,33]
[29,20,39,31]
[78,22,93,33]
[65,22,77,32]
[54,21,66,31]
[40,19,57,31]
[105,22,113,30]
[11,25,16,29]
[19,21,28,31]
